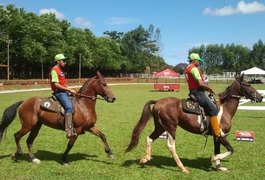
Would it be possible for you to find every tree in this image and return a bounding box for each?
[251,40,265,69]
[121,25,165,72]
[103,31,124,41]
[92,37,123,72]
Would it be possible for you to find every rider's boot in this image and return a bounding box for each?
[210,116,227,138]
[65,113,77,138]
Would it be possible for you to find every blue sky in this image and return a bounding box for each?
[1,0,265,66]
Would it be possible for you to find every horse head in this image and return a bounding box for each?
[77,71,116,102]
[226,73,263,102]
[94,71,116,103]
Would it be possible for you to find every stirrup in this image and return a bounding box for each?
[66,133,77,138]
[66,129,77,138]
[72,128,77,136]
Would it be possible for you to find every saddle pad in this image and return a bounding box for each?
[182,99,201,115]
[40,97,62,113]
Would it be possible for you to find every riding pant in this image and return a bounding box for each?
[189,89,218,116]
[53,90,74,114]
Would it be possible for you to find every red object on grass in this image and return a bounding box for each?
[235,131,254,142]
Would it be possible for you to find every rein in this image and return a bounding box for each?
[220,81,246,102]
[231,95,241,99]
[75,93,96,100]
[74,93,105,101]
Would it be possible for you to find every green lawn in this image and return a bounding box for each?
[0,82,265,180]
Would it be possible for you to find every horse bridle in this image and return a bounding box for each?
[222,80,251,100]
[231,80,255,100]
[74,93,96,100]
[98,79,113,101]
[74,78,111,101]
[238,81,256,100]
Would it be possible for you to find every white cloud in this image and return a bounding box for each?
[204,6,236,16]
[203,1,265,16]
[237,1,265,14]
[74,17,93,28]
[39,8,65,19]
[105,17,139,25]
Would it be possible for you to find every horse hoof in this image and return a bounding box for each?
[139,157,150,164]
[216,166,229,172]
[139,159,146,164]
[11,153,16,159]
[32,158,41,164]
[210,155,216,162]
[183,168,189,174]
[63,162,70,166]
[108,154,115,160]
[11,151,22,159]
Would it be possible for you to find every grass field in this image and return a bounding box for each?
[0,82,265,180]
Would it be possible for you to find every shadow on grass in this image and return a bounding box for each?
[0,154,12,160]
[35,150,97,164]
[0,150,113,165]
[122,155,213,171]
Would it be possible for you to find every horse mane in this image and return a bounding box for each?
[77,72,107,94]
[219,85,232,104]
[78,76,97,93]
[219,78,241,104]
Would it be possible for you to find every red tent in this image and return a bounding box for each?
[154,68,180,78]
[153,69,180,91]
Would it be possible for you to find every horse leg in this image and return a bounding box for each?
[211,136,222,170]
[139,122,164,165]
[89,127,114,159]
[211,136,234,172]
[26,122,42,164]
[139,136,153,164]
[12,127,30,159]
[61,136,78,165]
[167,133,189,173]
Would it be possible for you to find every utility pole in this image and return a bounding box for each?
[6,39,12,80]
[41,59,44,79]
[79,53,82,79]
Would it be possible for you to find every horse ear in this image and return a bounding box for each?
[235,72,239,79]
[96,71,104,80]
[235,72,241,81]
[96,71,101,77]
[240,73,245,82]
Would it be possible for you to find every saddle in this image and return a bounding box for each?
[40,96,65,114]
[182,94,202,115]
[182,94,210,134]
[40,96,73,129]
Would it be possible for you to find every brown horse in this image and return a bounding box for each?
[0,71,116,164]
[125,74,263,173]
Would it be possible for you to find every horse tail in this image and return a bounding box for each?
[125,100,156,153]
[0,101,23,142]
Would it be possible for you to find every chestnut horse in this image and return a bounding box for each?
[125,74,263,173]
[0,71,116,164]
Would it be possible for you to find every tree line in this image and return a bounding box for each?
[184,41,265,75]
[0,4,166,79]
[1,4,265,79]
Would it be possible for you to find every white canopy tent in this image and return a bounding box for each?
[241,67,265,75]
[241,67,265,84]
